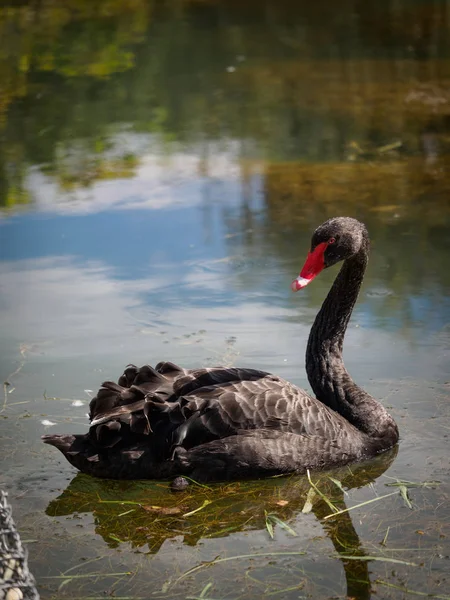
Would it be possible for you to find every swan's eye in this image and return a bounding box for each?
[328,237,336,245]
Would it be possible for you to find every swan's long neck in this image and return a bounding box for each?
[306,240,398,444]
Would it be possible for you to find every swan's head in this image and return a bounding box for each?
[292,217,368,291]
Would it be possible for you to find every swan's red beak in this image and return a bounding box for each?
[291,242,327,291]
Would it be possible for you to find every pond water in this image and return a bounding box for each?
[1,1,450,599]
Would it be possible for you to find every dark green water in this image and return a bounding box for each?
[1,1,450,598]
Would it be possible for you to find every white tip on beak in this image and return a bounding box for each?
[291,276,312,291]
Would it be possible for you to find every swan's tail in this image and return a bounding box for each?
[41,361,189,478]
[42,433,105,475]
[41,433,176,479]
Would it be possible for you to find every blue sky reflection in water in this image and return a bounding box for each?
[1,137,449,600]
[1,1,450,598]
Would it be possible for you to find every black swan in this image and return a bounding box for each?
[43,217,399,482]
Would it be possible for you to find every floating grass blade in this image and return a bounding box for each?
[43,572,133,579]
[61,555,106,576]
[117,508,136,517]
[266,514,298,537]
[399,484,413,509]
[108,534,124,543]
[265,511,274,539]
[199,582,213,597]
[328,476,348,495]
[381,526,390,546]
[98,498,142,505]
[170,551,307,588]
[58,579,72,591]
[302,487,316,514]
[185,581,216,599]
[306,469,338,513]
[323,491,398,520]
[384,477,441,489]
[266,582,306,596]
[183,499,212,517]
[375,579,450,599]
[339,555,417,566]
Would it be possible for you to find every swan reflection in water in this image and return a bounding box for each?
[46,447,398,600]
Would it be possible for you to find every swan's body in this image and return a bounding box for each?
[43,217,399,482]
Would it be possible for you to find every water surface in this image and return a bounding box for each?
[1,1,450,599]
